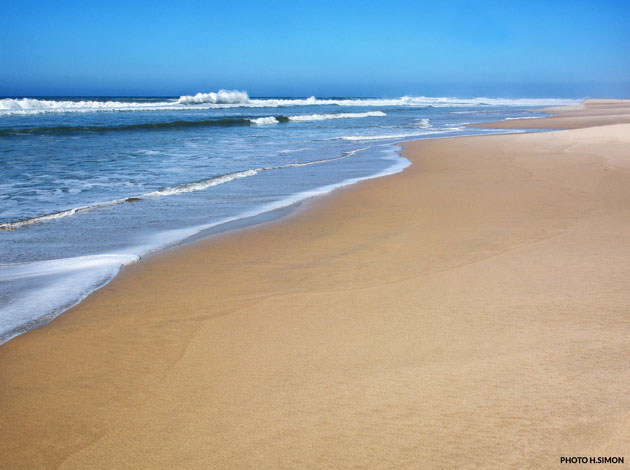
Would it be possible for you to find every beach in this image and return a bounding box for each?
[0,95,542,344]
[2,100,630,468]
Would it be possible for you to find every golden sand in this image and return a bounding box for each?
[1,101,630,469]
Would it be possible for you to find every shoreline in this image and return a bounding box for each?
[0,145,410,346]
[2,100,630,468]
[470,98,630,129]
[0,127,521,346]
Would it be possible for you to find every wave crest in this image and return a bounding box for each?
[288,111,385,121]
[250,116,279,125]
[0,92,580,116]
[0,111,388,135]
[176,89,249,105]
[0,97,166,114]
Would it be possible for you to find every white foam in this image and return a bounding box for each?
[0,92,581,115]
[0,198,129,230]
[250,111,386,125]
[416,118,431,128]
[0,97,183,115]
[0,254,139,344]
[287,111,386,121]
[338,130,444,141]
[144,169,261,197]
[176,90,249,105]
[250,116,279,125]
[279,147,309,154]
[0,89,248,115]
[244,96,579,108]
[0,254,139,281]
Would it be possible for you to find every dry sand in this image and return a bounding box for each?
[2,101,630,469]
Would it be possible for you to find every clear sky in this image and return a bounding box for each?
[1,0,629,97]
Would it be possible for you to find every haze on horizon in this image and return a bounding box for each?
[1,0,629,98]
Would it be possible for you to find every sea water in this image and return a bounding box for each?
[0,91,578,343]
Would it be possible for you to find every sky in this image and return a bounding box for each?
[1,0,629,98]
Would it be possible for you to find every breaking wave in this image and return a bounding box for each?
[0,111,388,135]
[250,116,281,125]
[286,111,386,121]
[250,111,386,125]
[176,90,250,105]
[0,90,580,115]
[0,97,181,115]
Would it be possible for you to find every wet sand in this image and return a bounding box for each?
[2,101,630,469]
[471,98,630,129]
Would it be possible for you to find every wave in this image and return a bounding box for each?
[337,130,443,141]
[251,111,386,125]
[0,149,365,230]
[0,111,388,135]
[176,90,250,105]
[0,253,140,344]
[243,96,580,109]
[0,90,581,115]
[286,111,386,121]
[0,97,181,115]
[0,117,259,136]
[0,199,129,231]
[0,90,250,115]
[250,116,280,125]
[144,169,261,197]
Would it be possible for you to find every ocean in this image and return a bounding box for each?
[0,91,578,344]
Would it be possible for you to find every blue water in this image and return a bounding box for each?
[0,91,578,343]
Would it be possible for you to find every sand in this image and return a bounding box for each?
[2,101,630,469]
[471,98,630,129]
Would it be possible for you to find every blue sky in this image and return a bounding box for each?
[1,0,629,97]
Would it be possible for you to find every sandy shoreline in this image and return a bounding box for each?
[471,98,630,129]
[2,100,630,469]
